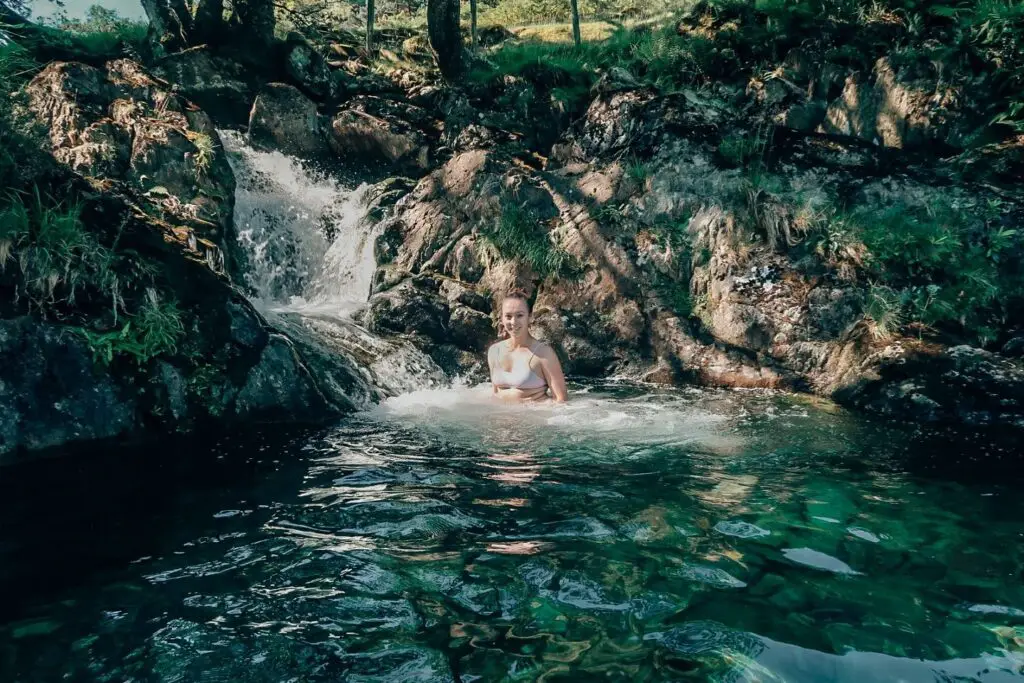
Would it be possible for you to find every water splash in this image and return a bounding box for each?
[365,384,742,458]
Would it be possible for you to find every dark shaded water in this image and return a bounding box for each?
[2,383,1023,682]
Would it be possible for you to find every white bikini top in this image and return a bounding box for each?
[492,342,547,391]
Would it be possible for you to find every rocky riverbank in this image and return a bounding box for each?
[2,3,1023,460]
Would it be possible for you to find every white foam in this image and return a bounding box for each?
[363,385,743,457]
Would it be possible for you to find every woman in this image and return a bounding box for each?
[488,290,568,403]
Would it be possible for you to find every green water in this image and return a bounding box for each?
[2,382,1023,682]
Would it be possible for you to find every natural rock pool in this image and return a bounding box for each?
[2,382,1022,681]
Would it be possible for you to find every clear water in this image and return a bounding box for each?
[3,382,1023,682]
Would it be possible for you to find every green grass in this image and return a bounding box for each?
[0,189,124,312]
[74,290,185,365]
[801,200,1024,345]
[480,199,578,278]
[52,5,148,56]
[478,0,685,27]
[468,22,725,117]
[186,131,215,177]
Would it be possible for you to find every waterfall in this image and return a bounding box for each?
[219,131,445,397]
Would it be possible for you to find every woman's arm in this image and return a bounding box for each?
[537,344,568,402]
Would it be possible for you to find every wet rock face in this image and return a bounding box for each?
[366,279,451,345]
[24,59,238,273]
[0,318,136,458]
[0,271,373,462]
[836,345,1024,428]
[234,334,329,418]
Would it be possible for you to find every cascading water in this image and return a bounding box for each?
[218,131,446,397]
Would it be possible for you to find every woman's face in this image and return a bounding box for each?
[501,298,531,337]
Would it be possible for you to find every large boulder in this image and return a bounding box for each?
[284,33,348,102]
[329,96,434,172]
[820,55,981,150]
[150,49,258,127]
[365,278,450,344]
[0,240,374,463]
[24,59,239,274]
[247,83,329,159]
[0,317,136,458]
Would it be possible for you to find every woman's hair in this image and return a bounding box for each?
[502,288,532,314]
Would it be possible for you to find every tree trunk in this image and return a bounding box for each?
[140,0,190,54]
[427,0,463,82]
[192,0,224,45]
[570,0,581,47]
[232,0,275,47]
[470,0,477,51]
[366,0,375,55]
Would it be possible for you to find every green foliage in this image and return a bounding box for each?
[74,290,185,365]
[862,282,905,340]
[0,41,45,192]
[646,215,694,316]
[624,157,650,185]
[652,271,693,316]
[721,124,776,181]
[805,200,1024,344]
[470,21,729,104]
[186,131,215,177]
[0,189,124,312]
[479,0,682,26]
[480,199,577,277]
[51,5,149,56]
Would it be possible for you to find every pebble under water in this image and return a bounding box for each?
[2,382,1023,682]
